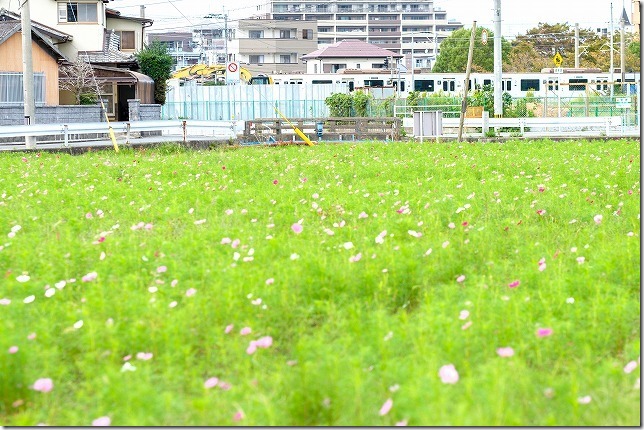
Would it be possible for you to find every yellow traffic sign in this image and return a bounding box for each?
[553,52,563,67]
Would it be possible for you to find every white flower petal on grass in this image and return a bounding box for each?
[577,395,592,404]
[44,288,56,298]
[16,274,30,283]
[624,361,638,374]
[73,320,84,329]
[343,242,354,250]
[23,295,35,304]
[194,219,207,225]
[379,398,393,416]
[120,362,136,372]
[438,364,459,384]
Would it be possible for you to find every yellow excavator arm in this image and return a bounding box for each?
[171,64,254,82]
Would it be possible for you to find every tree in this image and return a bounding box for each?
[135,41,173,105]
[58,57,106,105]
[432,27,511,73]
[504,40,551,72]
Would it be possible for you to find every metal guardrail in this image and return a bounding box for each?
[0,120,245,149]
[404,114,637,138]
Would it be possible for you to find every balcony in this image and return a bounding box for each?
[368,30,401,37]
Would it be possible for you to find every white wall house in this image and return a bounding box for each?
[301,39,402,73]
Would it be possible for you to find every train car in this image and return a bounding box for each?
[267,69,639,99]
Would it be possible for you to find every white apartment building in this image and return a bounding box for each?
[267,0,463,69]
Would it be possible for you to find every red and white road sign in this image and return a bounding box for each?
[226,62,241,84]
[227,62,238,73]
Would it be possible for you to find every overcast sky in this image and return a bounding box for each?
[109,0,632,37]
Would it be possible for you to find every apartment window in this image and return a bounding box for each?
[249,55,265,64]
[280,54,292,63]
[115,31,136,50]
[249,30,264,39]
[302,29,313,39]
[338,5,351,12]
[378,5,388,12]
[316,5,328,12]
[279,30,292,39]
[58,2,98,23]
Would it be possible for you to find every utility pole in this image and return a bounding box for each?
[610,2,614,97]
[458,21,477,143]
[20,0,36,149]
[493,0,502,117]
[620,8,626,92]
[574,23,579,68]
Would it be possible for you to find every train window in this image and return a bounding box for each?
[483,79,492,86]
[442,80,455,91]
[468,79,473,90]
[520,79,540,91]
[569,78,587,91]
[502,80,512,91]
[393,80,406,92]
[312,80,333,84]
[443,81,448,91]
[414,80,434,92]
[364,79,384,87]
[347,81,355,91]
[547,79,559,91]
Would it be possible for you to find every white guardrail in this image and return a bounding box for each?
[0,120,245,150]
[403,115,638,138]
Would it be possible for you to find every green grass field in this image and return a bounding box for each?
[0,140,640,426]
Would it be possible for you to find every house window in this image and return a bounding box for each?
[249,55,265,64]
[302,29,313,39]
[280,54,292,63]
[58,2,98,23]
[279,30,292,39]
[115,31,136,50]
[0,72,45,105]
[249,30,264,39]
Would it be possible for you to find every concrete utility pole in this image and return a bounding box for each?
[574,23,579,68]
[458,21,477,143]
[610,2,614,97]
[493,0,502,117]
[620,10,626,92]
[20,0,36,149]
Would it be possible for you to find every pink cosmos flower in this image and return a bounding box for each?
[536,209,546,216]
[82,272,98,282]
[272,179,278,185]
[576,257,585,264]
[461,321,472,330]
[291,223,303,234]
[136,352,153,360]
[577,395,592,404]
[456,275,465,283]
[379,398,393,416]
[496,347,515,357]
[624,361,638,374]
[8,346,18,354]
[240,327,252,336]
[185,288,197,297]
[0,298,10,305]
[231,239,241,248]
[156,266,167,273]
[85,212,93,219]
[233,411,244,421]
[358,212,368,219]
[33,378,53,393]
[508,280,520,288]
[438,364,459,384]
[349,253,362,263]
[92,416,111,426]
[536,328,553,337]
[246,341,257,355]
[255,336,273,348]
[459,310,470,320]
[225,324,234,334]
[204,377,219,389]
[265,278,274,285]
[593,214,603,224]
